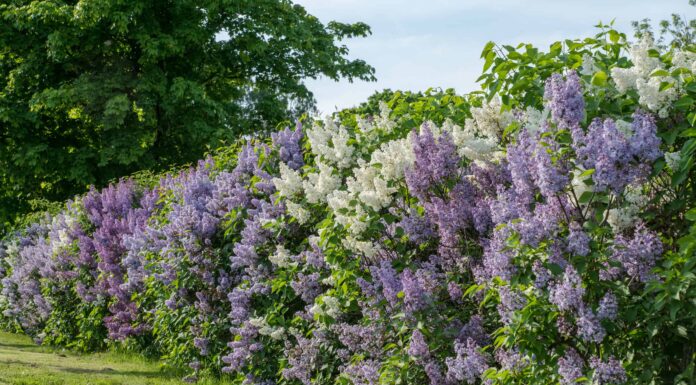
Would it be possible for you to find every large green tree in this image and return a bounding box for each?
[0,0,374,225]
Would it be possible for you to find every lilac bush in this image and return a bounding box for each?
[1,27,695,385]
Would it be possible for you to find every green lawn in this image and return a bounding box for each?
[0,332,222,385]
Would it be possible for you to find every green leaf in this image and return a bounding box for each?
[649,69,670,77]
[609,29,620,43]
[686,208,696,222]
[675,96,694,110]
[579,168,596,178]
[591,71,608,86]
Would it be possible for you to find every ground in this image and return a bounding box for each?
[0,332,222,385]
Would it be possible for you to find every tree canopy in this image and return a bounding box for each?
[0,0,375,226]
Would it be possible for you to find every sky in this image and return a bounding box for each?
[296,0,694,115]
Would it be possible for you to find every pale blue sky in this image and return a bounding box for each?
[297,0,694,114]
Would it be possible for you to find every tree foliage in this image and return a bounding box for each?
[0,0,375,227]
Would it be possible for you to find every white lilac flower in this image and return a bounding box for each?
[606,185,648,233]
[341,236,377,258]
[635,77,677,118]
[610,35,680,116]
[611,67,640,93]
[307,117,355,169]
[304,161,341,204]
[272,162,303,197]
[469,97,514,138]
[369,137,414,181]
[347,160,396,211]
[664,151,681,171]
[580,53,598,76]
[322,295,341,318]
[286,201,310,225]
[520,106,549,134]
[326,189,367,235]
[269,245,296,268]
[450,121,500,161]
[672,50,696,73]
[356,101,397,144]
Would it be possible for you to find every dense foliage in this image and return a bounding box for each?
[1,25,696,385]
[0,0,375,227]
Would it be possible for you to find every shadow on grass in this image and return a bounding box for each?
[59,367,179,379]
[0,342,37,350]
[1,357,179,380]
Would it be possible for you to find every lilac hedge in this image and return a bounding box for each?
[1,29,696,385]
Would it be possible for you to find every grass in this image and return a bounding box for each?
[0,331,227,385]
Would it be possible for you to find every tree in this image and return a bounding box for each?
[0,0,375,227]
[632,0,695,48]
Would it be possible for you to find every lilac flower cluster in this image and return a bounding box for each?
[272,122,305,170]
[590,356,627,385]
[573,113,661,193]
[608,223,663,282]
[405,125,460,202]
[545,71,585,128]
[83,180,156,339]
[558,348,584,385]
[404,126,492,268]
[1,222,54,333]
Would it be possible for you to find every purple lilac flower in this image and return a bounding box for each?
[344,359,381,385]
[488,186,531,226]
[448,282,463,303]
[577,306,606,343]
[597,292,619,321]
[398,208,436,244]
[567,222,591,257]
[424,361,445,385]
[83,179,154,340]
[457,315,490,347]
[532,260,552,289]
[497,286,526,325]
[282,332,321,385]
[408,329,430,360]
[610,223,662,282]
[290,272,322,304]
[495,348,525,373]
[194,337,210,356]
[333,323,385,356]
[556,315,575,336]
[590,356,627,385]
[222,322,263,373]
[534,139,568,198]
[271,122,305,170]
[414,263,443,297]
[445,339,489,384]
[1,222,53,333]
[574,113,661,193]
[550,266,585,312]
[545,71,585,128]
[405,124,460,202]
[478,226,516,282]
[424,181,491,266]
[558,348,584,385]
[369,261,402,308]
[630,112,662,164]
[401,269,426,312]
[506,129,537,203]
[518,199,565,247]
